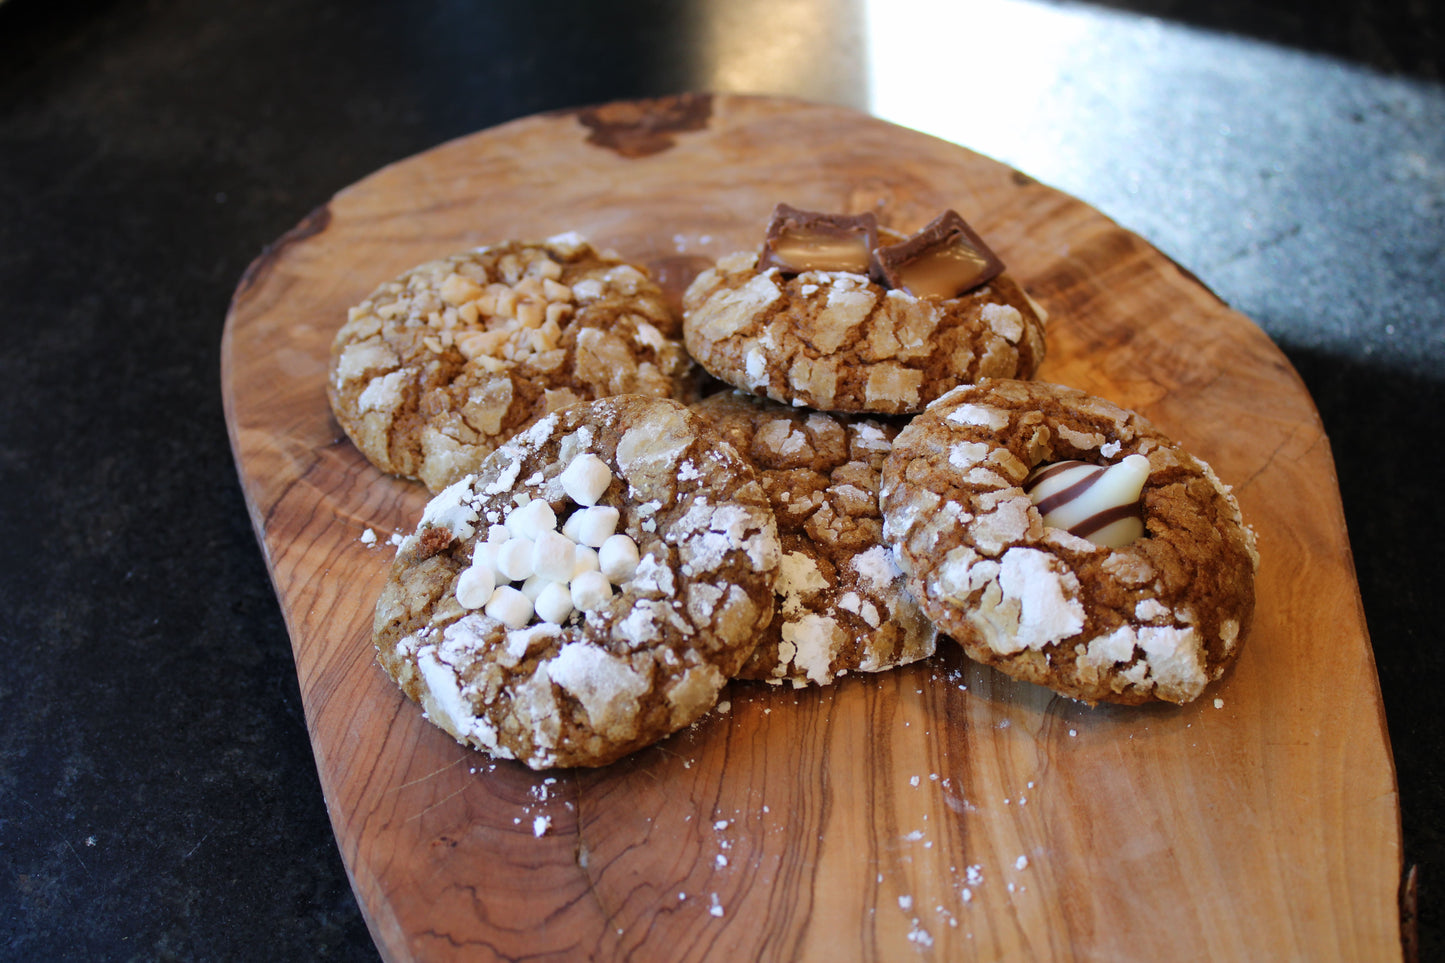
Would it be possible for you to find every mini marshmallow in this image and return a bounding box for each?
[506,499,556,540]
[531,529,576,583]
[560,453,613,506]
[571,570,613,611]
[534,581,575,624]
[573,505,621,548]
[455,564,496,609]
[519,574,549,601]
[485,585,533,630]
[561,510,585,543]
[472,540,503,572]
[486,523,511,544]
[573,543,600,578]
[497,537,536,581]
[599,534,640,582]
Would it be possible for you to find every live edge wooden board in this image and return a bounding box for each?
[221,94,1403,962]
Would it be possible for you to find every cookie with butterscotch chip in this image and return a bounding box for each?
[691,390,938,687]
[373,395,782,769]
[328,234,696,492]
[681,250,1045,415]
[879,379,1257,705]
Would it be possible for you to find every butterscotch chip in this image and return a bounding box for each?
[691,390,938,687]
[879,380,1257,705]
[681,251,1046,414]
[328,234,697,492]
[373,396,782,769]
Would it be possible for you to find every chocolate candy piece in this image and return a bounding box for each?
[758,203,879,275]
[872,209,1005,299]
[1023,454,1150,548]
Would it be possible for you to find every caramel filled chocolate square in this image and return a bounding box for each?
[758,203,879,276]
[873,210,1005,299]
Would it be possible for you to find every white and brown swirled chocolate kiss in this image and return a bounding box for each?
[1024,454,1151,549]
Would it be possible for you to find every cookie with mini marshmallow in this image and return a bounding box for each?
[373,395,781,768]
[879,379,1257,705]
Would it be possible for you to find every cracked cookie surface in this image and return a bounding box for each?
[329,234,696,492]
[373,396,782,768]
[681,252,1045,414]
[880,379,1257,705]
[691,390,938,687]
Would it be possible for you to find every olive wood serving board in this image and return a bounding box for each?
[221,94,1402,962]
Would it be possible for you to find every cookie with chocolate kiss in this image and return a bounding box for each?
[880,379,1257,705]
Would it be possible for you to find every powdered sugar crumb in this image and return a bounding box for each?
[907,923,933,947]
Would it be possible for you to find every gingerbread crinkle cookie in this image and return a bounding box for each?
[691,390,938,687]
[372,395,782,768]
[683,254,1045,415]
[328,233,696,492]
[880,379,1257,705]
[681,206,1046,415]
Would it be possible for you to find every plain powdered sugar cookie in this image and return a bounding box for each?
[691,390,938,686]
[373,395,782,769]
[880,379,1257,705]
[328,234,696,492]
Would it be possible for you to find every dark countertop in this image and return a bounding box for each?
[2,0,1440,959]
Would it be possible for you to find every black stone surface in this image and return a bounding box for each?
[1,0,1439,960]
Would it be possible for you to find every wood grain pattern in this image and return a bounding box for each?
[221,94,1402,962]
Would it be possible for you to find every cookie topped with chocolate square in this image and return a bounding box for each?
[681,205,1046,415]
